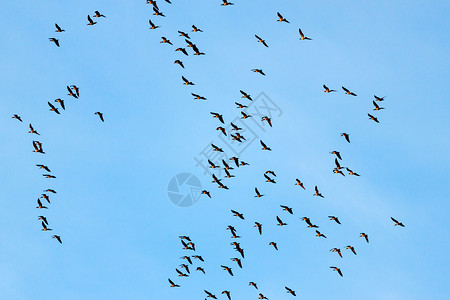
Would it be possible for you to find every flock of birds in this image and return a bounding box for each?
[11,1,407,298]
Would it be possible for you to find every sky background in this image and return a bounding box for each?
[1,0,449,299]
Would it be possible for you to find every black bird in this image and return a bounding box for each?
[330,151,342,160]
[28,124,40,135]
[280,205,293,214]
[175,48,189,56]
[231,210,244,220]
[49,38,60,47]
[254,187,264,197]
[298,28,312,40]
[260,140,271,151]
[192,25,203,32]
[341,133,350,143]
[240,90,252,100]
[149,20,160,29]
[93,11,106,18]
[174,60,185,69]
[67,86,78,98]
[178,31,190,39]
[52,235,62,244]
[168,278,180,287]
[346,168,360,176]
[12,114,22,122]
[330,266,343,277]
[55,23,65,32]
[87,15,97,26]
[191,93,206,100]
[342,86,357,96]
[221,0,234,6]
[328,216,341,224]
[153,7,165,17]
[55,99,65,110]
[313,186,324,198]
[211,144,223,152]
[48,102,60,114]
[276,12,289,23]
[372,101,385,111]
[254,222,262,235]
[95,112,104,122]
[204,290,217,299]
[255,35,268,47]
[391,217,405,227]
[276,216,287,226]
[222,291,231,300]
[221,265,233,276]
[323,84,336,93]
[285,286,296,296]
[36,199,47,209]
[36,164,51,172]
[182,76,194,85]
[368,113,379,123]
[252,69,265,75]
[38,216,48,225]
[210,112,224,123]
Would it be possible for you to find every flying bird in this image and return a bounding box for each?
[174,60,184,68]
[316,230,327,238]
[391,217,405,227]
[328,216,341,224]
[254,222,262,235]
[192,25,203,32]
[191,93,206,100]
[175,47,188,56]
[346,168,360,176]
[330,150,342,160]
[221,0,234,6]
[240,90,252,100]
[276,12,289,23]
[252,69,266,75]
[211,143,223,152]
[149,20,160,29]
[48,102,60,114]
[94,112,104,122]
[323,84,336,93]
[52,235,62,244]
[87,15,97,26]
[330,266,343,277]
[298,28,312,40]
[280,205,293,214]
[295,179,305,189]
[346,245,357,255]
[36,199,47,209]
[49,38,59,47]
[360,233,369,243]
[368,113,379,123]
[313,186,324,198]
[160,37,173,45]
[36,164,51,172]
[231,210,244,220]
[255,35,268,47]
[254,187,264,197]
[285,286,296,296]
[182,76,194,85]
[342,86,357,96]
[276,216,287,226]
[55,99,65,110]
[372,101,385,111]
[210,112,224,123]
[330,248,343,258]
[12,114,22,122]
[28,124,39,135]
[341,133,350,143]
[221,265,233,276]
[262,116,272,127]
[93,11,106,18]
[260,140,271,151]
[269,242,278,250]
[55,23,65,32]
[67,86,78,98]
[168,278,179,287]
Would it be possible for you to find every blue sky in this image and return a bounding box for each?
[1,0,449,299]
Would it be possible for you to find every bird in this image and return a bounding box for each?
[255,35,268,47]
[70,85,80,97]
[192,255,204,262]
[168,278,180,287]
[41,221,52,231]
[33,141,45,154]
[221,265,233,276]
[208,160,220,169]
[229,157,239,168]
[254,187,264,197]
[204,290,217,299]
[175,47,189,56]
[38,216,48,225]
[231,210,244,220]
[276,216,287,226]
[252,69,266,75]
[52,235,62,244]
[260,140,271,151]
[36,199,47,209]
[28,124,40,135]
[330,266,343,277]
[335,158,344,170]
[258,294,268,299]
[160,37,173,45]
[87,15,97,26]
[372,101,385,111]
[182,76,194,85]
[211,143,223,152]
[328,216,341,224]
[240,90,252,100]
[49,38,60,47]
[316,230,327,238]
[295,179,305,189]
[153,7,165,17]
[36,165,51,172]
[313,186,324,198]
[360,233,369,243]
[12,114,22,122]
[175,268,189,277]
[391,217,405,227]
[94,112,104,122]
[330,248,343,258]
[249,282,258,289]
[224,169,235,178]
[178,31,190,39]
[341,133,350,143]
[264,174,276,183]
[179,236,191,241]
[269,242,278,250]
[330,150,342,160]
[265,171,277,177]
[41,194,50,203]
[191,93,207,100]
[180,256,192,265]
[149,20,160,29]
[190,44,204,55]
[346,245,357,255]
[276,12,289,23]
[93,11,106,18]
[202,190,211,198]
[192,25,203,32]
[241,111,252,119]
[55,99,65,110]
[196,267,205,274]
[222,159,234,170]
[185,39,194,47]
[210,112,224,123]
[179,264,190,273]
[48,102,60,114]
[333,169,345,176]
[323,84,336,93]
[42,174,56,179]
[285,286,296,296]
[221,0,234,6]
[262,116,272,127]
[298,28,312,40]
[374,95,386,101]
[216,127,226,136]
[222,291,231,300]
[67,86,78,98]
[281,205,293,214]
[342,86,357,96]
[54,24,65,32]
[174,60,185,68]
[44,189,57,194]
[368,113,379,123]
[235,102,247,109]
[231,257,242,268]
[346,168,360,176]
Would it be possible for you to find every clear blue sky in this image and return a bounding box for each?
[1,0,449,299]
